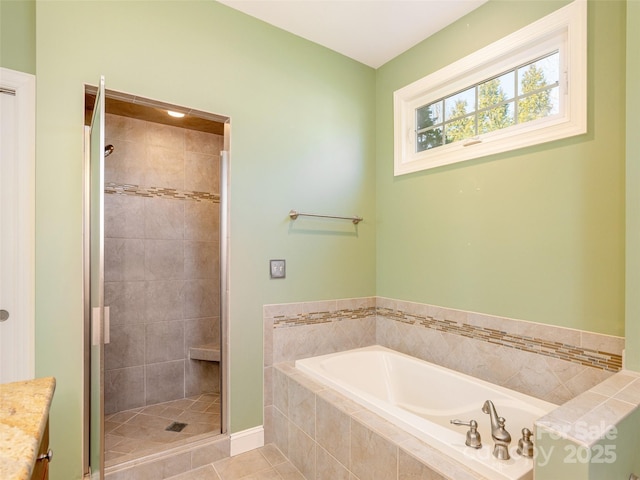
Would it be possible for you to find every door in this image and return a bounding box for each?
[0,68,35,384]
[86,76,107,479]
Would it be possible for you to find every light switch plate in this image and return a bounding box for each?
[270,259,286,279]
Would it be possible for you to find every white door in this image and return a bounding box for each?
[0,68,36,384]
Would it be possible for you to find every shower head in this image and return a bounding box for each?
[105,144,114,157]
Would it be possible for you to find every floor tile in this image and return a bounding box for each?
[213,449,272,480]
[168,465,222,480]
[164,444,304,480]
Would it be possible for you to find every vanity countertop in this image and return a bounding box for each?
[0,377,56,480]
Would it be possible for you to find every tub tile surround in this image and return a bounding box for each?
[376,299,622,372]
[533,371,640,479]
[264,297,377,369]
[375,311,619,406]
[265,297,623,407]
[536,370,640,446]
[264,296,626,479]
[104,113,222,415]
[267,362,477,480]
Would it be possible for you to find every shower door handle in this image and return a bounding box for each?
[0,309,9,322]
[91,306,110,345]
[104,306,110,344]
[92,307,101,346]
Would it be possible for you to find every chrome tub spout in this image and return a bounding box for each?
[482,400,512,460]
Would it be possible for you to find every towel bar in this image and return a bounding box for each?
[289,209,363,224]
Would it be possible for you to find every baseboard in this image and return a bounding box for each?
[229,426,264,456]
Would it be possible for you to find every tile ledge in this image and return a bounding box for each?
[189,344,220,362]
[536,370,640,446]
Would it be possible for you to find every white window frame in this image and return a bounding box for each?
[393,0,587,176]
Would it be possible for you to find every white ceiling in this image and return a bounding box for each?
[218,0,488,69]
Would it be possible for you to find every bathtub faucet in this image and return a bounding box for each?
[482,400,511,460]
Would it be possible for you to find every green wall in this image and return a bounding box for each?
[0,0,35,73]
[34,2,375,478]
[375,0,626,336]
[626,0,640,370]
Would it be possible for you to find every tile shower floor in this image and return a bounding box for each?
[105,393,221,466]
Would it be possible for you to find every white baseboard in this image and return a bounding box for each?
[230,426,264,456]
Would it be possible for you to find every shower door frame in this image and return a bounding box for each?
[220,125,231,437]
[82,85,231,477]
[83,76,107,480]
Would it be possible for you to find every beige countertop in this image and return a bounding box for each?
[0,377,56,480]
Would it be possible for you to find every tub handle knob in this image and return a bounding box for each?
[517,427,534,458]
[450,419,482,449]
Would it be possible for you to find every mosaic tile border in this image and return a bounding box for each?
[377,308,622,373]
[106,182,220,204]
[270,301,622,373]
[272,307,376,328]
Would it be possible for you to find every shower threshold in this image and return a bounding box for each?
[104,392,221,467]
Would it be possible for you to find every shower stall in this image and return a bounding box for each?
[83,83,229,476]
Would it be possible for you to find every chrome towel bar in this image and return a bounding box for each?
[289,209,363,225]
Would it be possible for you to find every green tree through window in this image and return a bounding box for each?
[416,52,556,151]
[518,64,553,123]
[416,105,443,151]
[445,100,474,144]
[478,78,513,134]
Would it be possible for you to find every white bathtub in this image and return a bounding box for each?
[295,345,557,480]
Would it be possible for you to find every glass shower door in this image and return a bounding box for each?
[88,75,106,479]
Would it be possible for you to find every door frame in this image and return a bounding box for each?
[81,124,93,477]
[83,75,107,479]
[0,67,36,383]
[220,125,231,436]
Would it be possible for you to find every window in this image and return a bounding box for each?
[416,52,561,152]
[394,0,586,176]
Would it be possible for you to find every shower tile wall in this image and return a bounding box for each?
[104,113,221,415]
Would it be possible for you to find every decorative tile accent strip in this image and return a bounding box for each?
[270,300,622,373]
[377,307,622,373]
[272,306,376,328]
[105,182,220,203]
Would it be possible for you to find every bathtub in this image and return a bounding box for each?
[295,345,557,480]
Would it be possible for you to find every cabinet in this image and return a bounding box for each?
[0,376,55,480]
[30,419,50,480]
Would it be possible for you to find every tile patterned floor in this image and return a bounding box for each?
[105,393,221,466]
[166,444,305,480]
